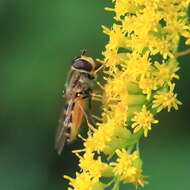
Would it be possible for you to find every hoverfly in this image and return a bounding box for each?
[55,50,102,155]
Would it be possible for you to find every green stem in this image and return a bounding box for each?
[174,48,190,57]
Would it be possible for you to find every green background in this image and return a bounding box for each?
[0,1,189,190]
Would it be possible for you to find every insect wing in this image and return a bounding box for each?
[55,98,74,155]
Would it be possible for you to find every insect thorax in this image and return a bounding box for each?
[66,70,93,98]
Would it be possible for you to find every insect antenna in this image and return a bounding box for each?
[81,49,87,56]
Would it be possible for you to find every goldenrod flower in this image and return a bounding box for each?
[131,105,159,137]
[102,24,126,50]
[83,119,133,154]
[125,52,152,81]
[111,149,148,187]
[65,0,190,189]
[154,60,180,85]
[64,172,105,190]
[76,151,112,178]
[152,83,182,112]
[139,76,158,99]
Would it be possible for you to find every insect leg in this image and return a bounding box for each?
[76,88,96,128]
[76,99,96,129]
[87,96,97,127]
[91,92,102,101]
[88,95,92,110]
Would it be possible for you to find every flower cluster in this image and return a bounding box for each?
[65,0,190,189]
[111,149,147,187]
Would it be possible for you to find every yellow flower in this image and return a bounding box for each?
[125,52,152,81]
[139,76,158,99]
[154,60,179,85]
[102,24,126,50]
[83,118,131,155]
[64,0,190,189]
[111,149,148,187]
[152,83,182,112]
[83,119,117,153]
[76,151,112,178]
[131,105,158,137]
[64,172,105,190]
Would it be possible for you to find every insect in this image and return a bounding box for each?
[55,50,102,155]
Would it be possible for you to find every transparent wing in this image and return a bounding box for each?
[55,98,74,155]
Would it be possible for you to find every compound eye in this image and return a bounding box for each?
[72,56,80,64]
[72,59,92,72]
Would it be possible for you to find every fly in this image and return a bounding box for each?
[55,49,102,155]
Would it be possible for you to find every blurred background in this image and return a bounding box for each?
[0,1,189,190]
